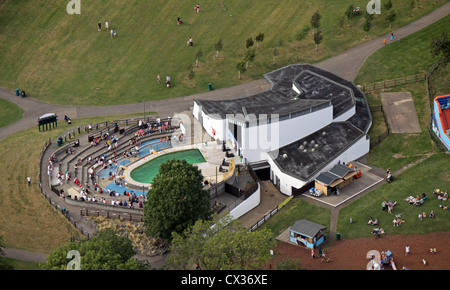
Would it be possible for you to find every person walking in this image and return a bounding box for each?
[27,176,31,186]
[105,20,109,31]
[405,245,410,256]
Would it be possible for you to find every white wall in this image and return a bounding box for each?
[242,105,333,163]
[229,183,261,219]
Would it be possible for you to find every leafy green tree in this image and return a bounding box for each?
[246,37,254,49]
[363,18,372,38]
[215,39,223,58]
[385,9,396,28]
[384,0,393,10]
[272,47,279,64]
[244,48,256,68]
[237,60,247,79]
[41,229,148,270]
[144,159,211,241]
[345,4,355,26]
[409,0,415,17]
[314,30,323,51]
[195,49,203,67]
[295,25,311,47]
[310,11,321,35]
[255,32,265,48]
[166,212,276,270]
[0,236,13,270]
[430,32,449,64]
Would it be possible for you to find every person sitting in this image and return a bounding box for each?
[177,17,183,25]
[368,217,378,225]
[429,211,435,219]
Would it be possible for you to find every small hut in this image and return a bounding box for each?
[289,219,327,249]
[314,164,358,195]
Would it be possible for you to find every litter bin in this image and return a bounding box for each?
[21,90,26,98]
[16,89,20,96]
[57,137,63,147]
[208,83,213,91]
[336,232,341,240]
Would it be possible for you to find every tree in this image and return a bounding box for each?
[345,4,355,26]
[188,68,195,80]
[244,48,256,68]
[144,159,212,241]
[166,212,276,270]
[236,60,247,79]
[384,0,393,10]
[41,229,149,270]
[272,47,279,64]
[363,18,371,38]
[195,49,203,67]
[295,25,311,47]
[385,9,396,28]
[215,39,223,58]
[246,37,254,49]
[314,30,323,51]
[0,236,13,270]
[255,32,264,48]
[310,11,321,35]
[337,16,345,35]
[430,32,449,64]
[409,0,415,17]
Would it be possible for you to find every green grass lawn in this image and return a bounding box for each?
[0,98,24,128]
[261,197,331,238]
[354,14,450,85]
[337,153,450,239]
[0,0,446,106]
[0,112,145,254]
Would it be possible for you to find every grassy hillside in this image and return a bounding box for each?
[0,0,447,106]
[354,14,450,84]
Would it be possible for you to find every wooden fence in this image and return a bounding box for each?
[361,73,426,92]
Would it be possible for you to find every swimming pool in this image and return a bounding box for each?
[130,149,206,184]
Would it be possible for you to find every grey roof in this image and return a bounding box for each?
[315,172,341,186]
[194,64,359,121]
[290,219,326,238]
[268,122,363,181]
[329,164,355,178]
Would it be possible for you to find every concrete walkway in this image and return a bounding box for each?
[2,2,450,265]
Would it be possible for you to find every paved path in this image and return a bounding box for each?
[2,2,449,265]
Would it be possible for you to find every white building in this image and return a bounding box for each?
[193,64,372,196]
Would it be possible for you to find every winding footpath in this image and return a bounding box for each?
[2,2,449,265]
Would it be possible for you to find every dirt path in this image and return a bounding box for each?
[271,231,450,270]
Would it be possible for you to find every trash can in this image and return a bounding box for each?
[208,83,213,91]
[21,90,26,98]
[336,232,341,240]
[57,137,63,147]
[16,89,20,96]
